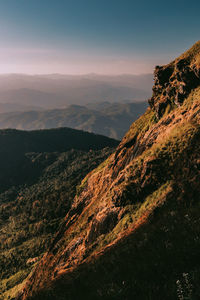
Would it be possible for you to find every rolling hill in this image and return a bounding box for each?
[0,102,147,140]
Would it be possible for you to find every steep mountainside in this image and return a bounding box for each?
[17,42,200,300]
[0,102,147,140]
[0,129,118,299]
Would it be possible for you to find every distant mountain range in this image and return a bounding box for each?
[0,102,148,140]
[0,102,43,113]
[0,73,153,109]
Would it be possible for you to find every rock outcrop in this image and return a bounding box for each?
[149,41,200,117]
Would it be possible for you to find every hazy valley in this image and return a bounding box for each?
[0,74,151,140]
[0,74,152,110]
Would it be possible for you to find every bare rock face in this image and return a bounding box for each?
[149,58,200,118]
[86,208,119,244]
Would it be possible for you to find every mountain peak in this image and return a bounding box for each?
[177,40,200,66]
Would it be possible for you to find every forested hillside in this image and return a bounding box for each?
[0,102,147,140]
[0,128,118,299]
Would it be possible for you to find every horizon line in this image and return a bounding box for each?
[0,72,153,77]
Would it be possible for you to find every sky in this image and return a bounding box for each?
[0,0,200,75]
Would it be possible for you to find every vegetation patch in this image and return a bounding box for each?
[124,108,158,143]
[93,181,172,251]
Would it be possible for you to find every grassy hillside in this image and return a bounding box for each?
[16,42,200,300]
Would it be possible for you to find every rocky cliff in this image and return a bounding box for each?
[149,41,200,118]
[17,42,200,300]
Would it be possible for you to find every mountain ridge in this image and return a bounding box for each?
[0,74,153,109]
[0,102,147,140]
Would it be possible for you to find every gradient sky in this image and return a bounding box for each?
[0,0,200,74]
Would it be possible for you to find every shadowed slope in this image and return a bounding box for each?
[0,129,118,299]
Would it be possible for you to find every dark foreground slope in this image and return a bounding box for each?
[18,42,200,300]
[0,127,118,192]
[0,128,118,299]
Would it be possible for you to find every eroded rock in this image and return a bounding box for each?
[149,59,200,118]
[86,208,118,244]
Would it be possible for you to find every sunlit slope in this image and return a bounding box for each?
[18,42,200,300]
